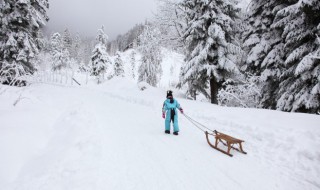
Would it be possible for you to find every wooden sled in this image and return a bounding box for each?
[205,130,247,157]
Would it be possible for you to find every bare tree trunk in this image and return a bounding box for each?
[210,77,219,104]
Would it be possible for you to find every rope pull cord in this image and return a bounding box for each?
[182,114,244,152]
[182,113,215,133]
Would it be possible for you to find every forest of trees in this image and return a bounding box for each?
[0,0,319,114]
[155,0,320,114]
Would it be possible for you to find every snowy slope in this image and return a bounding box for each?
[1,78,320,190]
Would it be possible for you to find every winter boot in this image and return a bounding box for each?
[165,130,170,134]
[173,131,179,135]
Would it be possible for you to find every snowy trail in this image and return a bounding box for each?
[1,80,320,190]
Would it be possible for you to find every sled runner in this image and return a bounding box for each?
[205,130,247,157]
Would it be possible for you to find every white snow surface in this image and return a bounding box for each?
[1,77,320,190]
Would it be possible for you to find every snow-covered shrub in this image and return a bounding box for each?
[0,61,28,86]
[218,75,261,108]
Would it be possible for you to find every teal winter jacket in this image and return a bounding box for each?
[162,98,182,132]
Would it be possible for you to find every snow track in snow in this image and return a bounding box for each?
[1,80,320,190]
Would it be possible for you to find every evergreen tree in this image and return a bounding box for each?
[138,25,163,87]
[62,28,73,56]
[242,0,294,109]
[90,26,111,84]
[0,0,49,84]
[50,32,69,71]
[130,50,136,80]
[82,38,94,65]
[73,32,82,62]
[273,0,320,113]
[114,51,125,77]
[179,0,241,104]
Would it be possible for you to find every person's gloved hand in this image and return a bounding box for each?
[179,108,184,114]
[162,112,165,119]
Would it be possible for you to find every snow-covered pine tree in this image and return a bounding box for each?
[130,50,136,80]
[90,26,111,84]
[50,33,69,71]
[273,0,320,114]
[179,0,242,104]
[114,51,125,77]
[242,1,294,109]
[137,25,163,87]
[0,0,49,85]
[42,35,51,54]
[73,32,82,62]
[62,28,73,56]
[82,38,94,66]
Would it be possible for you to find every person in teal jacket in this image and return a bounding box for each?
[162,90,183,135]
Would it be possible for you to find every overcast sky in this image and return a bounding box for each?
[45,0,157,40]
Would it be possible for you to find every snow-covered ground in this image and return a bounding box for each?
[1,76,320,190]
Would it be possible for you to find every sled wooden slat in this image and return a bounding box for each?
[205,131,247,157]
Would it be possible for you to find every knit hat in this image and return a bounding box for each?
[166,90,173,98]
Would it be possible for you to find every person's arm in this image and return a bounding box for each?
[163,101,168,111]
[162,101,166,118]
[176,100,183,113]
